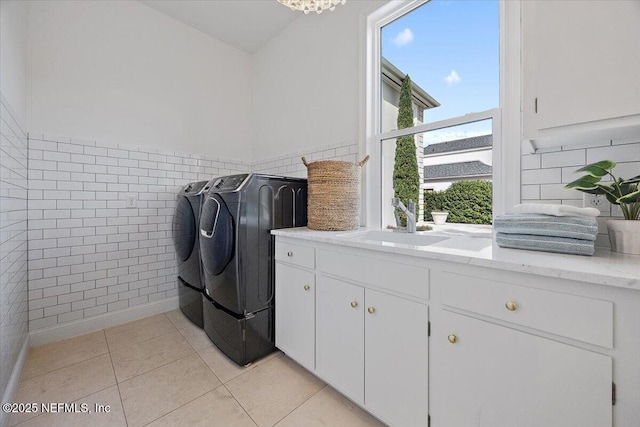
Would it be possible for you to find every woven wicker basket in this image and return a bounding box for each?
[302,155,370,231]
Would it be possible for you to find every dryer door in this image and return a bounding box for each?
[173,196,196,262]
[200,194,234,277]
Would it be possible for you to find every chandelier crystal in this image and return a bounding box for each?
[277,0,346,15]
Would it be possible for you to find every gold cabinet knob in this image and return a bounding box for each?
[505,301,518,311]
[448,334,457,344]
[350,301,358,308]
[367,307,375,314]
[287,251,293,257]
[303,285,310,291]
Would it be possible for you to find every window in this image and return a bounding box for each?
[364,0,522,228]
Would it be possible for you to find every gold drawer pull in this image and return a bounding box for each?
[448,334,457,344]
[505,301,518,311]
[303,285,310,291]
[367,307,375,314]
[350,301,358,308]
[287,251,293,257]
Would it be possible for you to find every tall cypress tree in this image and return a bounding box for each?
[393,75,420,226]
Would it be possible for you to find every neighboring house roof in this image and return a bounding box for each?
[424,134,493,156]
[424,161,493,181]
[382,57,440,110]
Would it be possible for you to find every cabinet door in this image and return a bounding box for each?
[365,289,429,427]
[523,0,640,135]
[275,263,315,371]
[436,310,612,427]
[316,276,365,403]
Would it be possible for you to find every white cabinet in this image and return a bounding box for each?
[365,288,429,427]
[439,271,613,348]
[436,310,612,427]
[316,275,429,427]
[274,262,316,371]
[275,236,632,426]
[316,276,365,402]
[522,0,640,139]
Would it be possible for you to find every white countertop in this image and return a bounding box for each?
[272,227,640,289]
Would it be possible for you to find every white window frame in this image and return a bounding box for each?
[361,0,522,228]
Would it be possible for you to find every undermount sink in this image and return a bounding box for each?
[343,230,450,247]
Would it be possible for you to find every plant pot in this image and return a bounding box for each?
[431,211,449,225]
[607,219,640,255]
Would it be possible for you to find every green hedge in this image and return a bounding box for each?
[424,180,493,224]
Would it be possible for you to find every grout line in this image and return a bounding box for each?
[222,383,259,427]
[11,333,117,426]
[194,348,223,385]
[106,314,179,349]
[113,347,197,385]
[9,383,119,427]
[18,350,110,383]
[129,354,223,426]
[108,328,181,354]
[105,350,129,426]
[162,310,185,329]
[221,351,284,385]
[138,383,225,427]
[272,384,328,426]
[115,352,196,386]
[115,352,211,426]
[221,354,324,426]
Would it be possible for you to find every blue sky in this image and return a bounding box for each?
[382,0,499,144]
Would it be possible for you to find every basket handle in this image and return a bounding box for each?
[301,155,370,168]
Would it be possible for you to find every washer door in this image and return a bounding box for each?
[200,194,234,276]
[172,196,196,262]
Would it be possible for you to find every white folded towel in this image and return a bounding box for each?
[511,203,600,218]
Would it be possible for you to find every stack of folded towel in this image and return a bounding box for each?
[494,204,600,256]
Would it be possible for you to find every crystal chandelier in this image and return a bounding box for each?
[277,0,346,15]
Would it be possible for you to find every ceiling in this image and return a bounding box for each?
[139,0,299,54]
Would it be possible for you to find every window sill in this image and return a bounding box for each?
[416,222,493,235]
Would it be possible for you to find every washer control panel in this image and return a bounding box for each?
[212,174,249,191]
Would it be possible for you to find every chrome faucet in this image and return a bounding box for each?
[392,198,416,233]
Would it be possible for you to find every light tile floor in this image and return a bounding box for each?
[9,310,386,427]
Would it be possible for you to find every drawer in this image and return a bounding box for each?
[275,241,315,270]
[439,271,613,348]
[318,249,429,301]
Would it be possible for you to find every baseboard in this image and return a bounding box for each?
[29,297,179,347]
[0,336,30,427]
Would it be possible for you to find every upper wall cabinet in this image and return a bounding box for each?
[522,0,640,150]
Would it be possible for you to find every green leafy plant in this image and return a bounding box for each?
[443,180,493,224]
[566,160,640,220]
[393,75,420,227]
[423,181,492,224]
[432,191,446,212]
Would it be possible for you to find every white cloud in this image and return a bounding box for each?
[444,70,461,85]
[392,28,414,47]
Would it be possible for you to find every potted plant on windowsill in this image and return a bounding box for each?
[430,191,449,225]
[566,160,640,255]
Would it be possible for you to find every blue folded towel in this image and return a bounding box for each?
[494,213,598,241]
[496,232,595,256]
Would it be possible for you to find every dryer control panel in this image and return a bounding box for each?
[212,174,249,191]
[182,180,209,195]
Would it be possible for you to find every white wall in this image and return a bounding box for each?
[26,134,249,335]
[28,0,253,159]
[0,0,29,418]
[251,0,382,162]
[521,139,640,248]
[1,0,28,125]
